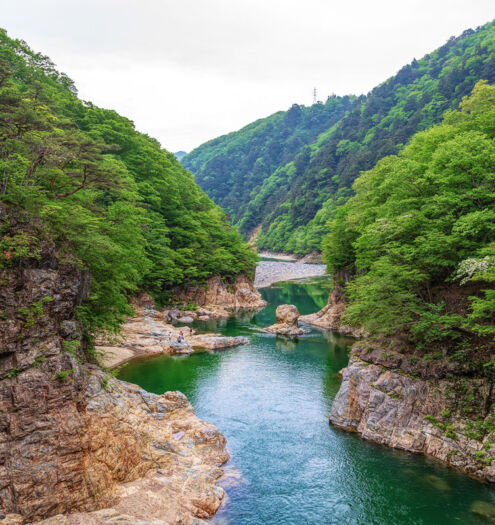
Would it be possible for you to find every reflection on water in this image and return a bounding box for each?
[119,277,495,525]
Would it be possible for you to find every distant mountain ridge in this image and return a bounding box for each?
[183,20,495,255]
[183,96,357,222]
[174,150,187,161]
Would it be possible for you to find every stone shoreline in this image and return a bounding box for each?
[330,345,495,483]
[99,263,330,369]
[97,309,250,369]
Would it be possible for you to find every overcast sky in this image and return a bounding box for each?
[2,1,494,152]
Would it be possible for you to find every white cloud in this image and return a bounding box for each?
[2,0,494,151]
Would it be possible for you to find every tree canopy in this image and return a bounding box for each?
[0,29,257,334]
[184,21,495,256]
[323,81,495,352]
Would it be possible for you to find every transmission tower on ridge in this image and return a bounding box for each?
[313,87,317,104]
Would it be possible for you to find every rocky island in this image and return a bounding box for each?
[264,304,307,337]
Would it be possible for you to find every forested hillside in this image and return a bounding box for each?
[185,21,495,255]
[0,29,256,334]
[324,81,495,360]
[182,96,356,222]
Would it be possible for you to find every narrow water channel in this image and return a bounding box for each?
[118,277,495,525]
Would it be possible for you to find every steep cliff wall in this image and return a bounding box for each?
[174,274,266,313]
[0,222,229,523]
[330,344,495,482]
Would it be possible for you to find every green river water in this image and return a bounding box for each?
[118,276,495,525]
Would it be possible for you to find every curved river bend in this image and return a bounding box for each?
[119,277,495,525]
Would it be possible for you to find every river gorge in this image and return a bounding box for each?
[118,271,495,525]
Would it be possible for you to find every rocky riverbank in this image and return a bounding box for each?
[30,372,229,525]
[330,343,495,483]
[174,274,266,313]
[258,252,298,261]
[299,270,495,483]
[254,260,326,288]
[97,299,249,369]
[299,269,365,338]
[0,245,232,524]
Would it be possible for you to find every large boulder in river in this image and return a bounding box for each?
[265,304,307,337]
[275,304,300,326]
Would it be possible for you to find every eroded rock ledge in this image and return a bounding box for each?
[300,270,364,338]
[330,345,495,482]
[31,370,229,525]
[97,296,250,369]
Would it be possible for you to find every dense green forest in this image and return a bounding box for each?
[0,29,257,334]
[184,21,495,255]
[324,81,495,363]
[183,96,356,223]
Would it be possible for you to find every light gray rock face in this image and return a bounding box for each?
[330,347,495,483]
[190,335,249,350]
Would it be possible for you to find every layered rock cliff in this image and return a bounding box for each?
[330,343,495,482]
[310,271,495,482]
[0,223,229,523]
[174,274,266,315]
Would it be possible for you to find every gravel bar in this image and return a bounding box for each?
[254,260,327,288]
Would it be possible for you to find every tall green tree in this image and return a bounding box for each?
[323,81,495,350]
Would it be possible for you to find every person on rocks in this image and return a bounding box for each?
[177,330,185,343]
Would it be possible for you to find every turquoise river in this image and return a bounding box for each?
[119,276,495,525]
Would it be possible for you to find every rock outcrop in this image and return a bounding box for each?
[0,239,229,523]
[298,251,323,264]
[97,304,249,369]
[264,304,307,337]
[32,371,228,525]
[300,270,364,337]
[174,275,266,317]
[330,344,495,483]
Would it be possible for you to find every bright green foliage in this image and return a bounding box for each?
[0,30,256,334]
[183,98,356,227]
[457,243,495,337]
[323,81,495,343]
[185,21,495,255]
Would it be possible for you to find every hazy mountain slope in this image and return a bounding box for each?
[185,21,495,255]
[255,21,495,254]
[182,96,357,222]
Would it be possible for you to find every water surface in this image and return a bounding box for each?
[119,278,495,525]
